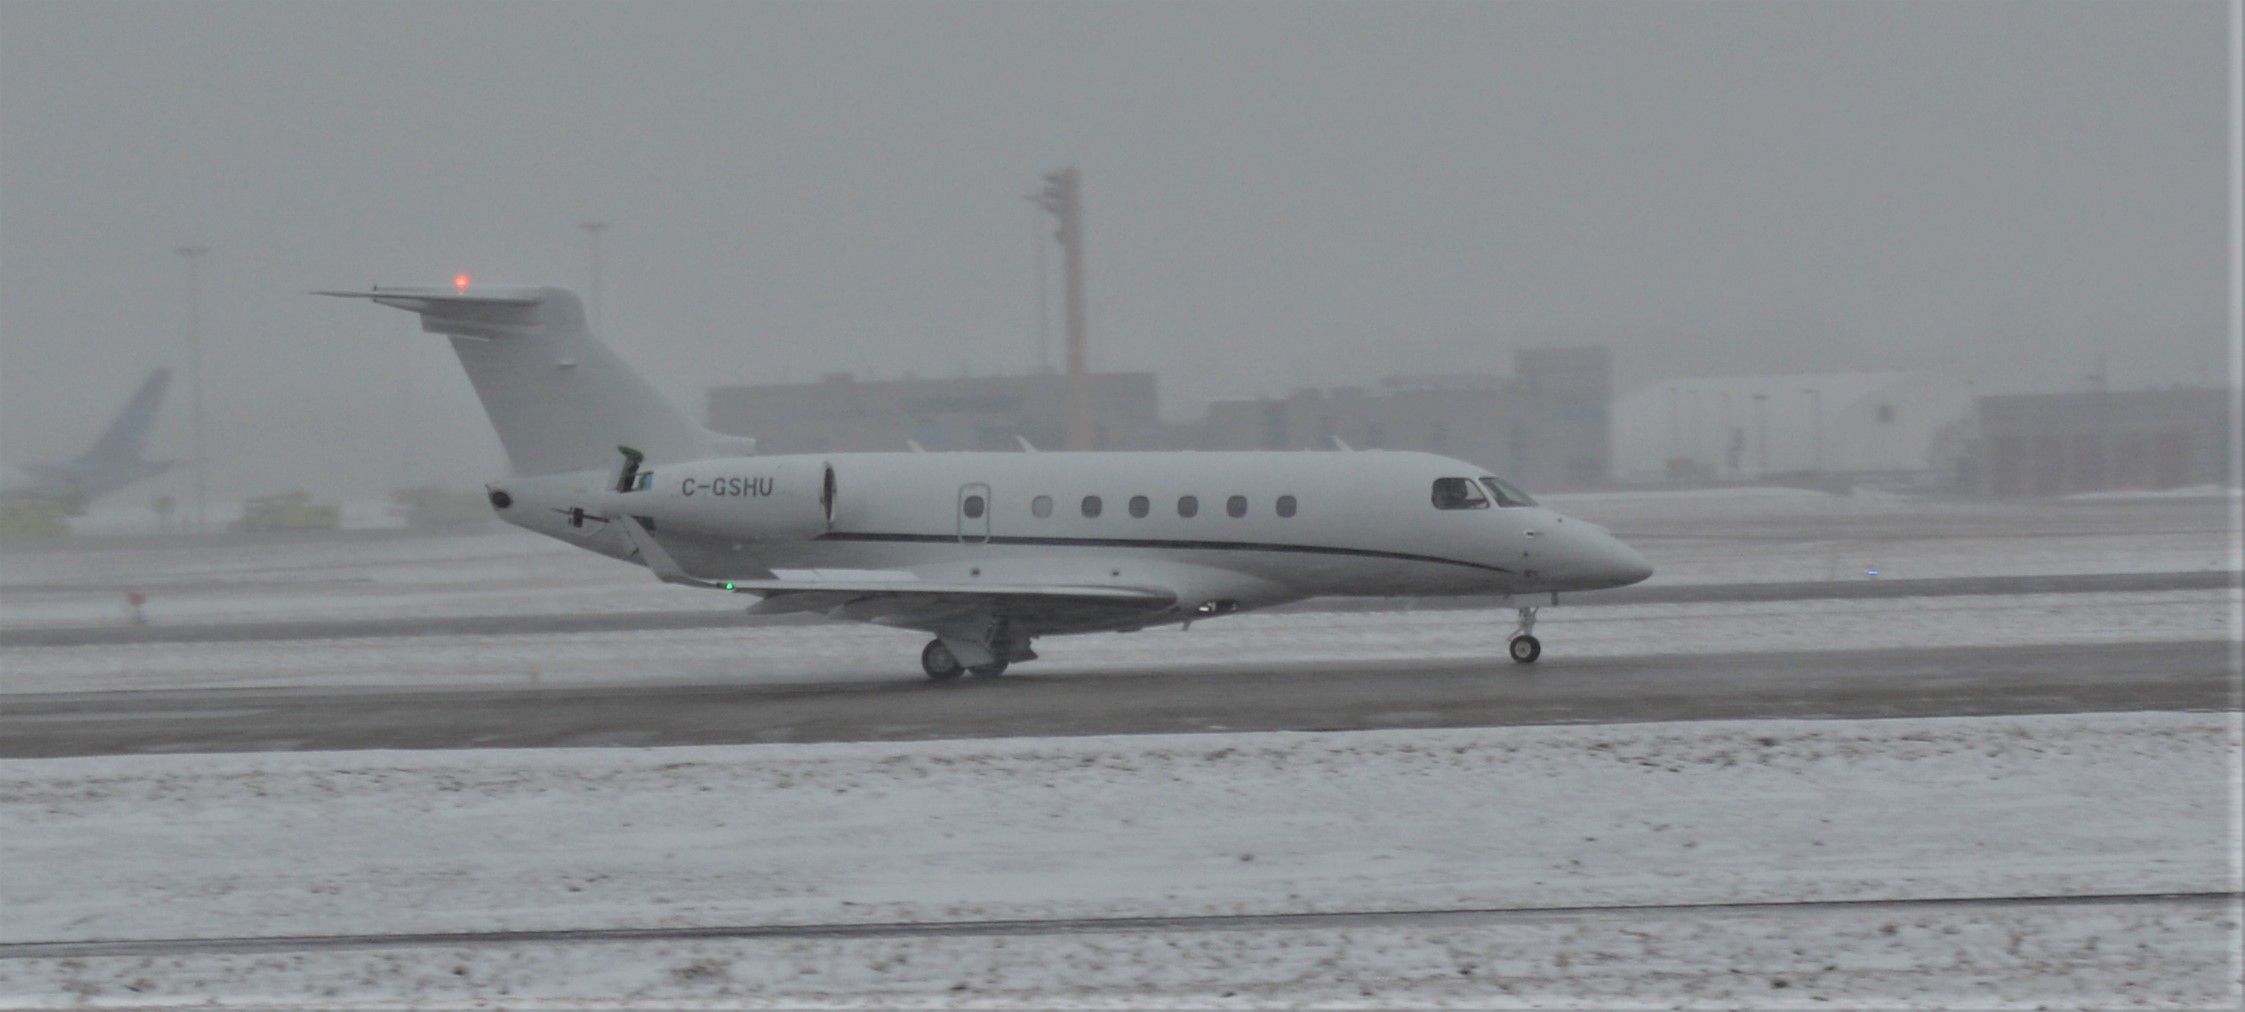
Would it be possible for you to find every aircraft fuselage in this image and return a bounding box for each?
[492,449,1651,633]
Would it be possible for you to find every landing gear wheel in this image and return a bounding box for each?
[921,639,964,681]
[969,660,1009,678]
[1505,605,1542,664]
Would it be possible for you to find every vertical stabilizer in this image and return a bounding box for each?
[318,285,708,475]
[79,368,171,467]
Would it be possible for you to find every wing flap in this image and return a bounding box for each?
[729,578,1169,601]
[611,514,1176,627]
[738,579,1176,629]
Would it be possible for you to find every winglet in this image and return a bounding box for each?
[1330,436,1355,451]
[1016,435,1039,452]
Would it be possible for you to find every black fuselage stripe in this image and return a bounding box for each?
[816,531,1513,575]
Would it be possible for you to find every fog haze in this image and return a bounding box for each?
[1,0,2229,500]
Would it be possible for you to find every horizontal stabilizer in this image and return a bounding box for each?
[315,287,545,341]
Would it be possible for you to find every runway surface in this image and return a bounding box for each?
[4,639,2232,758]
[3,569,2233,648]
[3,891,2228,960]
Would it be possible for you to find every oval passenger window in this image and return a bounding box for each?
[1276,495,1297,518]
[1031,495,1053,518]
[1226,495,1247,518]
[1082,495,1103,518]
[962,495,985,519]
[1128,495,1150,518]
[1178,495,1199,518]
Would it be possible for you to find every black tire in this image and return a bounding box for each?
[921,640,964,680]
[1508,635,1542,664]
[969,660,1009,678]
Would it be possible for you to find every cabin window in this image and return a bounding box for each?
[1082,495,1103,518]
[1276,495,1297,518]
[1478,477,1537,508]
[1031,495,1053,518]
[962,494,986,520]
[1226,495,1248,518]
[1128,495,1150,518]
[1432,477,1490,510]
[1177,495,1199,518]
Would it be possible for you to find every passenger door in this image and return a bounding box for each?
[957,483,991,544]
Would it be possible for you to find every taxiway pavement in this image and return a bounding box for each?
[3,639,2231,758]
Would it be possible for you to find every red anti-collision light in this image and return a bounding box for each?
[453,273,471,292]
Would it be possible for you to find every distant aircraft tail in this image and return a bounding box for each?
[318,285,737,475]
[77,368,171,469]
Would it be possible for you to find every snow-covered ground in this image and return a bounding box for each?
[3,711,2238,1006]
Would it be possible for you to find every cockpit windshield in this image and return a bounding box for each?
[1479,477,1536,508]
[1431,477,1489,510]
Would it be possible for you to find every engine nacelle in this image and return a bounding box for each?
[608,456,833,542]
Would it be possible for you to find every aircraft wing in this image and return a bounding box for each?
[734,578,1175,627]
[610,514,1177,629]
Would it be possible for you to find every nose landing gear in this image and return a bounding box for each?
[1507,606,1541,664]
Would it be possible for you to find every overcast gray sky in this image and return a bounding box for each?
[1,0,2230,499]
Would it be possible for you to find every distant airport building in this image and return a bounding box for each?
[1975,387,2234,497]
[1611,372,1976,485]
[1179,347,1613,491]
[707,371,1161,454]
[706,348,1614,491]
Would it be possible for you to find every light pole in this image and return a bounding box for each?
[580,221,609,331]
[1801,387,1825,473]
[1028,200,1052,373]
[174,245,210,534]
[1751,393,1771,478]
[1666,386,1680,464]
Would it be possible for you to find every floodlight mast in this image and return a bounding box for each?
[1034,168,1090,450]
[174,244,210,534]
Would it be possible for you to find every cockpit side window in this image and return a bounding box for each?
[1431,477,1489,510]
[1479,477,1537,508]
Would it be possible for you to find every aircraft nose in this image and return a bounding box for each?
[1566,526,1652,588]
[1605,538,1654,586]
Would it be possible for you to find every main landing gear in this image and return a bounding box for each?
[1507,606,1542,664]
[920,639,1014,681]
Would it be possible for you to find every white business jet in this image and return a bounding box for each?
[321,284,1651,679]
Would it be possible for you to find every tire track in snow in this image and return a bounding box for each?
[5,891,2235,960]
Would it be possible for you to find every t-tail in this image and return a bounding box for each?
[316,285,747,476]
